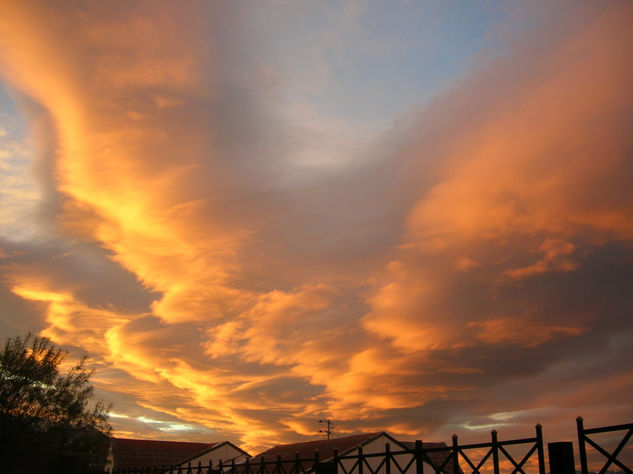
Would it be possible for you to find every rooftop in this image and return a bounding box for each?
[113,437,220,469]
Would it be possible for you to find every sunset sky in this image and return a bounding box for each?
[0,0,632,455]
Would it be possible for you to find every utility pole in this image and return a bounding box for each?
[319,419,333,439]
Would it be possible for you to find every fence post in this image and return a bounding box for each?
[548,442,575,474]
[385,443,391,474]
[315,449,320,474]
[260,456,265,474]
[452,434,459,474]
[208,459,212,474]
[232,457,236,474]
[277,454,282,474]
[296,451,300,474]
[334,449,339,474]
[491,430,499,474]
[415,440,423,474]
[536,423,545,474]
[576,417,588,474]
[358,447,363,474]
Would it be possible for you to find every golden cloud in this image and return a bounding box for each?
[365,1,633,355]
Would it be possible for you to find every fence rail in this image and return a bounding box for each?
[577,417,633,474]
[448,424,544,474]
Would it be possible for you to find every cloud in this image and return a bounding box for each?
[360,0,633,439]
[0,0,631,456]
[504,238,578,280]
[364,1,633,349]
[0,105,39,240]
[467,317,585,348]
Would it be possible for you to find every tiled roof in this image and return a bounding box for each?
[113,438,220,469]
[254,433,383,462]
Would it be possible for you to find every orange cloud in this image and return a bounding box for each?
[10,274,136,358]
[0,0,252,327]
[0,0,275,447]
[468,317,585,348]
[504,238,578,280]
[365,2,633,354]
[206,284,338,365]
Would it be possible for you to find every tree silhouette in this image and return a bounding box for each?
[0,333,111,463]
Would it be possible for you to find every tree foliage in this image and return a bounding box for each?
[0,333,111,454]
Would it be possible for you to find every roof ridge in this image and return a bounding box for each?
[115,437,217,445]
[261,432,381,450]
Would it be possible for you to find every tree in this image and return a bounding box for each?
[0,333,111,462]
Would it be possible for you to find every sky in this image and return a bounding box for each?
[0,0,632,459]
